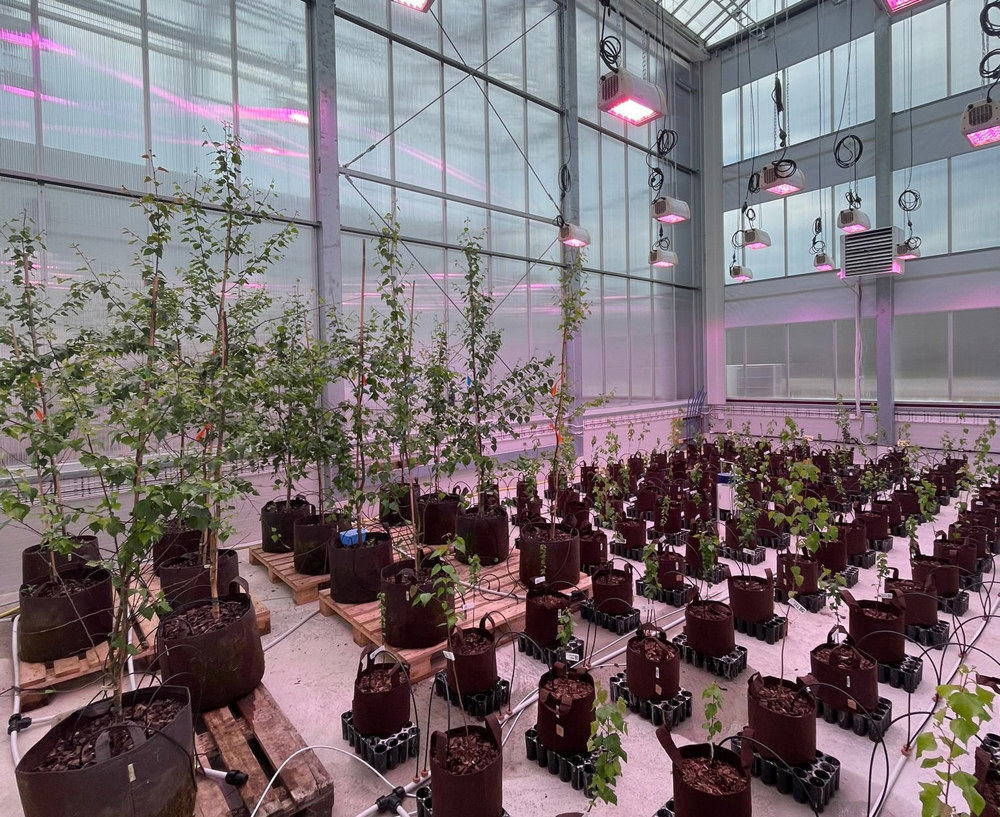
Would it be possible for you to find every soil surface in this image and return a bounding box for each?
[440,731,499,775]
[814,646,875,670]
[544,677,593,700]
[358,667,398,694]
[688,602,731,621]
[161,600,244,639]
[731,577,767,591]
[524,527,573,542]
[886,580,924,594]
[26,573,103,599]
[632,637,677,663]
[679,756,749,795]
[163,551,207,569]
[27,697,185,772]
[454,630,492,656]
[754,681,815,716]
[594,572,628,586]
[532,593,568,610]
[860,606,900,621]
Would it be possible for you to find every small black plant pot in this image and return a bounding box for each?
[327,528,394,605]
[518,524,580,591]
[260,495,315,553]
[381,557,454,649]
[21,536,101,586]
[159,548,240,608]
[379,482,421,527]
[455,507,509,565]
[429,716,503,817]
[416,493,461,546]
[352,645,410,737]
[293,512,348,576]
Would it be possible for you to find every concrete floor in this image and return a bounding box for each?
[0,488,998,817]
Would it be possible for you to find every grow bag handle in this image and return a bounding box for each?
[93,724,147,762]
[654,724,684,767]
[885,566,900,581]
[479,611,502,635]
[764,567,774,584]
[356,644,400,681]
[228,577,251,598]
[635,622,667,639]
[840,589,859,610]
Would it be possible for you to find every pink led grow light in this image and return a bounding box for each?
[966,126,1000,147]
[897,252,919,261]
[814,263,835,272]
[651,258,675,268]
[884,0,933,11]
[392,0,433,10]
[731,273,751,282]
[841,223,869,234]
[763,182,801,195]
[657,213,687,224]
[745,241,769,250]
[561,237,588,248]
[607,98,659,126]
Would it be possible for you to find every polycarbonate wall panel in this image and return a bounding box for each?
[895,313,949,402]
[952,309,1000,403]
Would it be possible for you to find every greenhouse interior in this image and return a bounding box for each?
[2,0,1000,816]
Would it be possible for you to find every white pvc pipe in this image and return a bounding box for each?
[868,593,1000,817]
[262,610,319,653]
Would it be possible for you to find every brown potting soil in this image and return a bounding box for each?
[814,646,875,671]
[679,756,749,795]
[754,682,814,716]
[688,602,730,621]
[27,697,185,772]
[455,630,492,655]
[888,580,923,594]
[440,731,500,775]
[161,600,244,639]
[860,607,898,621]
[594,573,628,586]
[358,667,398,694]
[26,574,103,599]
[163,551,206,568]
[544,677,592,700]
[525,528,573,542]
[635,637,676,662]
[534,593,568,610]
[731,577,766,591]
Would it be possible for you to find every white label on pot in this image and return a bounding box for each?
[534,576,545,585]
[789,598,806,614]
[565,652,581,663]
[879,592,894,601]
[463,603,475,612]
[743,548,756,557]
[845,676,851,688]
[655,667,660,679]
[847,698,857,710]
[128,764,136,783]
[443,650,455,661]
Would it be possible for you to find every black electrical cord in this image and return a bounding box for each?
[834,134,864,169]
[648,166,664,191]
[845,189,862,210]
[599,0,621,72]
[982,1,1000,38]
[653,227,671,252]
[809,217,826,255]
[897,188,921,213]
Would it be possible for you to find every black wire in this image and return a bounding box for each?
[599,0,621,72]
[897,188,921,213]
[845,189,862,210]
[648,167,664,191]
[834,134,864,169]
[980,49,1000,81]
[982,2,1000,38]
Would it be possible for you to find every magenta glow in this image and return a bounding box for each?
[841,223,869,234]
[966,126,1000,147]
[764,182,800,195]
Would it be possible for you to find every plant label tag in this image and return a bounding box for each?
[408,586,417,600]
[789,598,806,614]
[555,724,564,737]
[847,698,857,710]
[443,650,455,661]
[534,576,545,585]
[655,684,662,696]
[879,592,893,601]
[565,652,580,663]
[128,764,136,783]
[463,603,475,612]
[655,667,660,679]
[845,675,851,688]
[743,548,755,557]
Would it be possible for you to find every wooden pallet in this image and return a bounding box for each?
[249,548,330,606]
[17,586,271,710]
[195,683,334,817]
[317,549,593,683]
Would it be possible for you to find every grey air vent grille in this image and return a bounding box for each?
[969,102,994,126]
[842,226,902,278]
[599,73,618,103]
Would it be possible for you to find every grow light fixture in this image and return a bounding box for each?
[598,69,666,126]
[651,196,691,224]
[896,242,921,261]
[391,0,433,10]
[760,163,806,196]
[960,99,1000,148]
[558,222,591,248]
[729,264,753,282]
[879,0,936,12]
[837,208,871,234]
[649,248,678,268]
[742,228,771,250]
[813,252,836,272]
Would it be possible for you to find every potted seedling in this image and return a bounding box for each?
[809,624,880,719]
[429,712,505,817]
[351,645,411,738]
[746,670,817,768]
[519,251,597,590]
[452,226,550,565]
[536,661,596,756]
[625,621,680,702]
[585,682,630,808]
[0,218,113,666]
[684,525,736,659]
[916,666,996,817]
[657,693,753,817]
[842,586,907,667]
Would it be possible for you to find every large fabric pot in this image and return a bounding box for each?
[159,547,240,607]
[15,685,195,817]
[293,512,347,576]
[417,494,461,546]
[839,517,868,558]
[155,579,265,713]
[658,726,753,817]
[885,568,937,627]
[618,519,647,552]
[911,554,960,596]
[776,552,820,595]
[21,536,101,586]
[429,717,503,817]
[524,587,571,649]
[844,589,906,665]
[857,511,890,543]
[872,498,903,528]
[381,557,454,649]
[579,528,608,568]
[591,561,635,616]
[327,528,393,604]
[18,565,113,664]
[152,523,202,575]
[728,569,774,624]
[809,626,879,713]
[815,533,848,573]
[352,645,410,737]
[447,614,500,696]
[747,673,816,766]
[625,624,680,701]
[657,548,686,590]
[455,508,509,565]
[260,495,315,553]
[933,534,978,577]
[685,599,735,658]
[517,524,580,590]
[379,482,420,527]
[536,663,595,756]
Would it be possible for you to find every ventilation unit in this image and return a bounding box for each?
[839,226,904,278]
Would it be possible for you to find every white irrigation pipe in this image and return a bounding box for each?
[868,592,1000,817]
[262,610,319,653]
